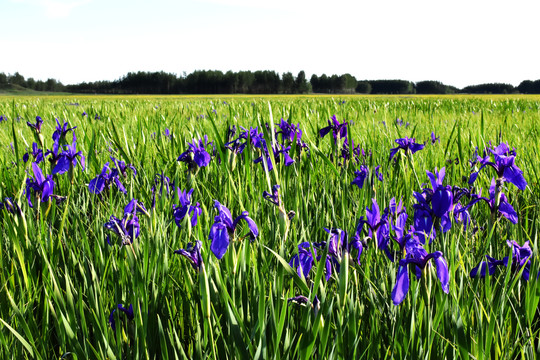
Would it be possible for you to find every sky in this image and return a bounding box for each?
[2,0,540,88]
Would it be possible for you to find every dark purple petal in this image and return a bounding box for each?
[392,265,410,305]
[209,223,230,259]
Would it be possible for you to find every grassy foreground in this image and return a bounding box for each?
[0,95,539,359]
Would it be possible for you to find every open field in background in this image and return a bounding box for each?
[0,95,539,359]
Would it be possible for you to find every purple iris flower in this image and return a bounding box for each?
[52,132,85,175]
[272,144,295,167]
[0,115,6,122]
[172,188,202,228]
[375,165,383,182]
[319,115,348,144]
[287,295,320,315]
[341,137,363,163]
[289,242,316,279]
[412,168,454,243]
[389,137,425,161]
[109,304,134,332]
[45,138,62,166]
[52,118,77,142]
[104,199,146,245]
[277,118,302,143]
[26,116,44,133]
[0,197,21,215]
[263,185,281,206]
[25,162,55,208]
[351,166,369,189]
[23,142,44,164]
[110,156,136,177]
[469,142,527,191]
[358,198,391,259]
[209,201,259,259]
[391,237,450,305]
[431,132,440,144]
[471,240,532,281]
[462,178,518,224]
[174,240,203,271]
[178,136,213,169]
[88,162,127,195]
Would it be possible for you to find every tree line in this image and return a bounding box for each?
[3,70,540,95]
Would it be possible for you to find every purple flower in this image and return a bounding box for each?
[26,116,44,133]
[375,165,384,182]
[109,304,134,332]
[209,201,259,259]
[23,142,44,164]
[0,197,21,215]
[25,162,55,208]
[431,132,440,144]
[88,162,127,195]
[471,240,532,281]
[289,242,316,279]
[178,135,213,169]
[52,118,77,142]
[469,142,527,191]
[391,237,449,305]
[389,137,425,161]
[319,115,348,144]
[462,178,518,224]
[172,188,202,228]
[104,199,146,245]
[351,166,369,189]
[52,132,85,175]
[174,240,203,271]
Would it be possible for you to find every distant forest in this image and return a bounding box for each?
[2,70,540,95]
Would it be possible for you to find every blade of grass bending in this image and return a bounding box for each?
[264,245,310,294]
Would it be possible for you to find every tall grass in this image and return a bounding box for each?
[0,95,539,359]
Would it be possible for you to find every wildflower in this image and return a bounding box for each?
[88,162,127,194]
[109,304,134,332]
[25,162,55,208]
[471,240,532,281]
[26,116,44,133]
[431,132,440,144]
[462,178,518,224]
[389,137,425,161]
[391,237,449,305]
[174,240,203,271]
[0,198,21,215]
[172,188,202,228]
[319,115,348,144]
[104,199,146,245]
[351,166,369,189]
[52,132,85,175]
[23,142,44,164]
[289,242,316,279]
[178,135,213,169]
[52,118,76,142]
[469,142,527,191]
[209,201,259,259]
[375,165,384,182]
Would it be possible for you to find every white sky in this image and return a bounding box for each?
[2,0,540,88]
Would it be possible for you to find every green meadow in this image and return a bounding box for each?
[0,95,539,359]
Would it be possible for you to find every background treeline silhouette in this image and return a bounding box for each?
[2,70,540,94]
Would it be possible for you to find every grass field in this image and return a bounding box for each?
[0,95,539,359]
